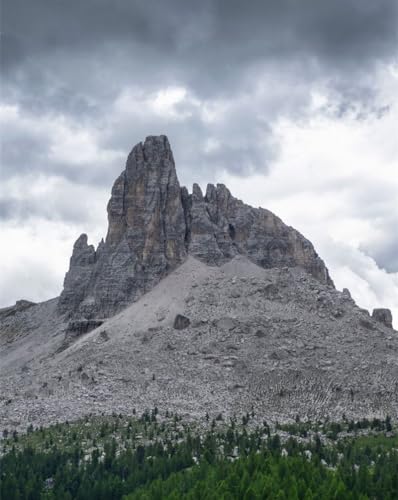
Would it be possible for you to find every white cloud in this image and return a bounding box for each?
[0,221,84,306]
[0,213,107,308]
[221,67,398,327]
[0,103,124,181]
[113,86,199,122]
[0,174,109,226]
[320,239,398,329]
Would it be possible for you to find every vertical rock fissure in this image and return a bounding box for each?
[181,188,192,251]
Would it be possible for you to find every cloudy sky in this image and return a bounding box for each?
[1,0,397,326]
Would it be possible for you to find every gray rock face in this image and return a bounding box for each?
[58,135,333,319]
[67,319,104,337]
[0,300,36,319]
[186,182,332,289]
[173,314,190,330]
[58,136,187,318]
[58,319,105,352]
[372,308,393,328]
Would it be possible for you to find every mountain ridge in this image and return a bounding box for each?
[58,135,333,319]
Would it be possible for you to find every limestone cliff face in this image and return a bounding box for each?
[184,182,331,285]
[58,136,187,318]
[58,135,333,318]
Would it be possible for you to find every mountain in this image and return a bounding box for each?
[58,135,332,319]
[0,135,396,431]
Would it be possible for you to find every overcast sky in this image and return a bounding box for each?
[1,0,397,326]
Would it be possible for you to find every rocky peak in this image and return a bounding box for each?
[58,135,333,319]
[58,135,186,318]
[0,299,36,320]
[372,308,393,329]
[106,135,183,249]
[70,234,96,266]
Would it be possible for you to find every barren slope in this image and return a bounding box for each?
[1,256,397,430]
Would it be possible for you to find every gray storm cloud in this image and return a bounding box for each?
[2,0,398,119]
[2,0,397,182]
[1,0,398,307]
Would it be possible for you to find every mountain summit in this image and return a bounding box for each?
[58,135,332,319]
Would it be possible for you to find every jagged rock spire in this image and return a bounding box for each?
[58,135,187,317]
[58,135,333,318]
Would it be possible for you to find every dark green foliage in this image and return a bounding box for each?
[1,414,397,500]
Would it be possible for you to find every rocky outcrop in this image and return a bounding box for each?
[173,314,190,330]
[57,319,105,352]
[0,300,36,319]
[67,319,104,337]
[372,308,393,328]
[58,136,187,318]
[58,135,333,319]
[185,182,332,285]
